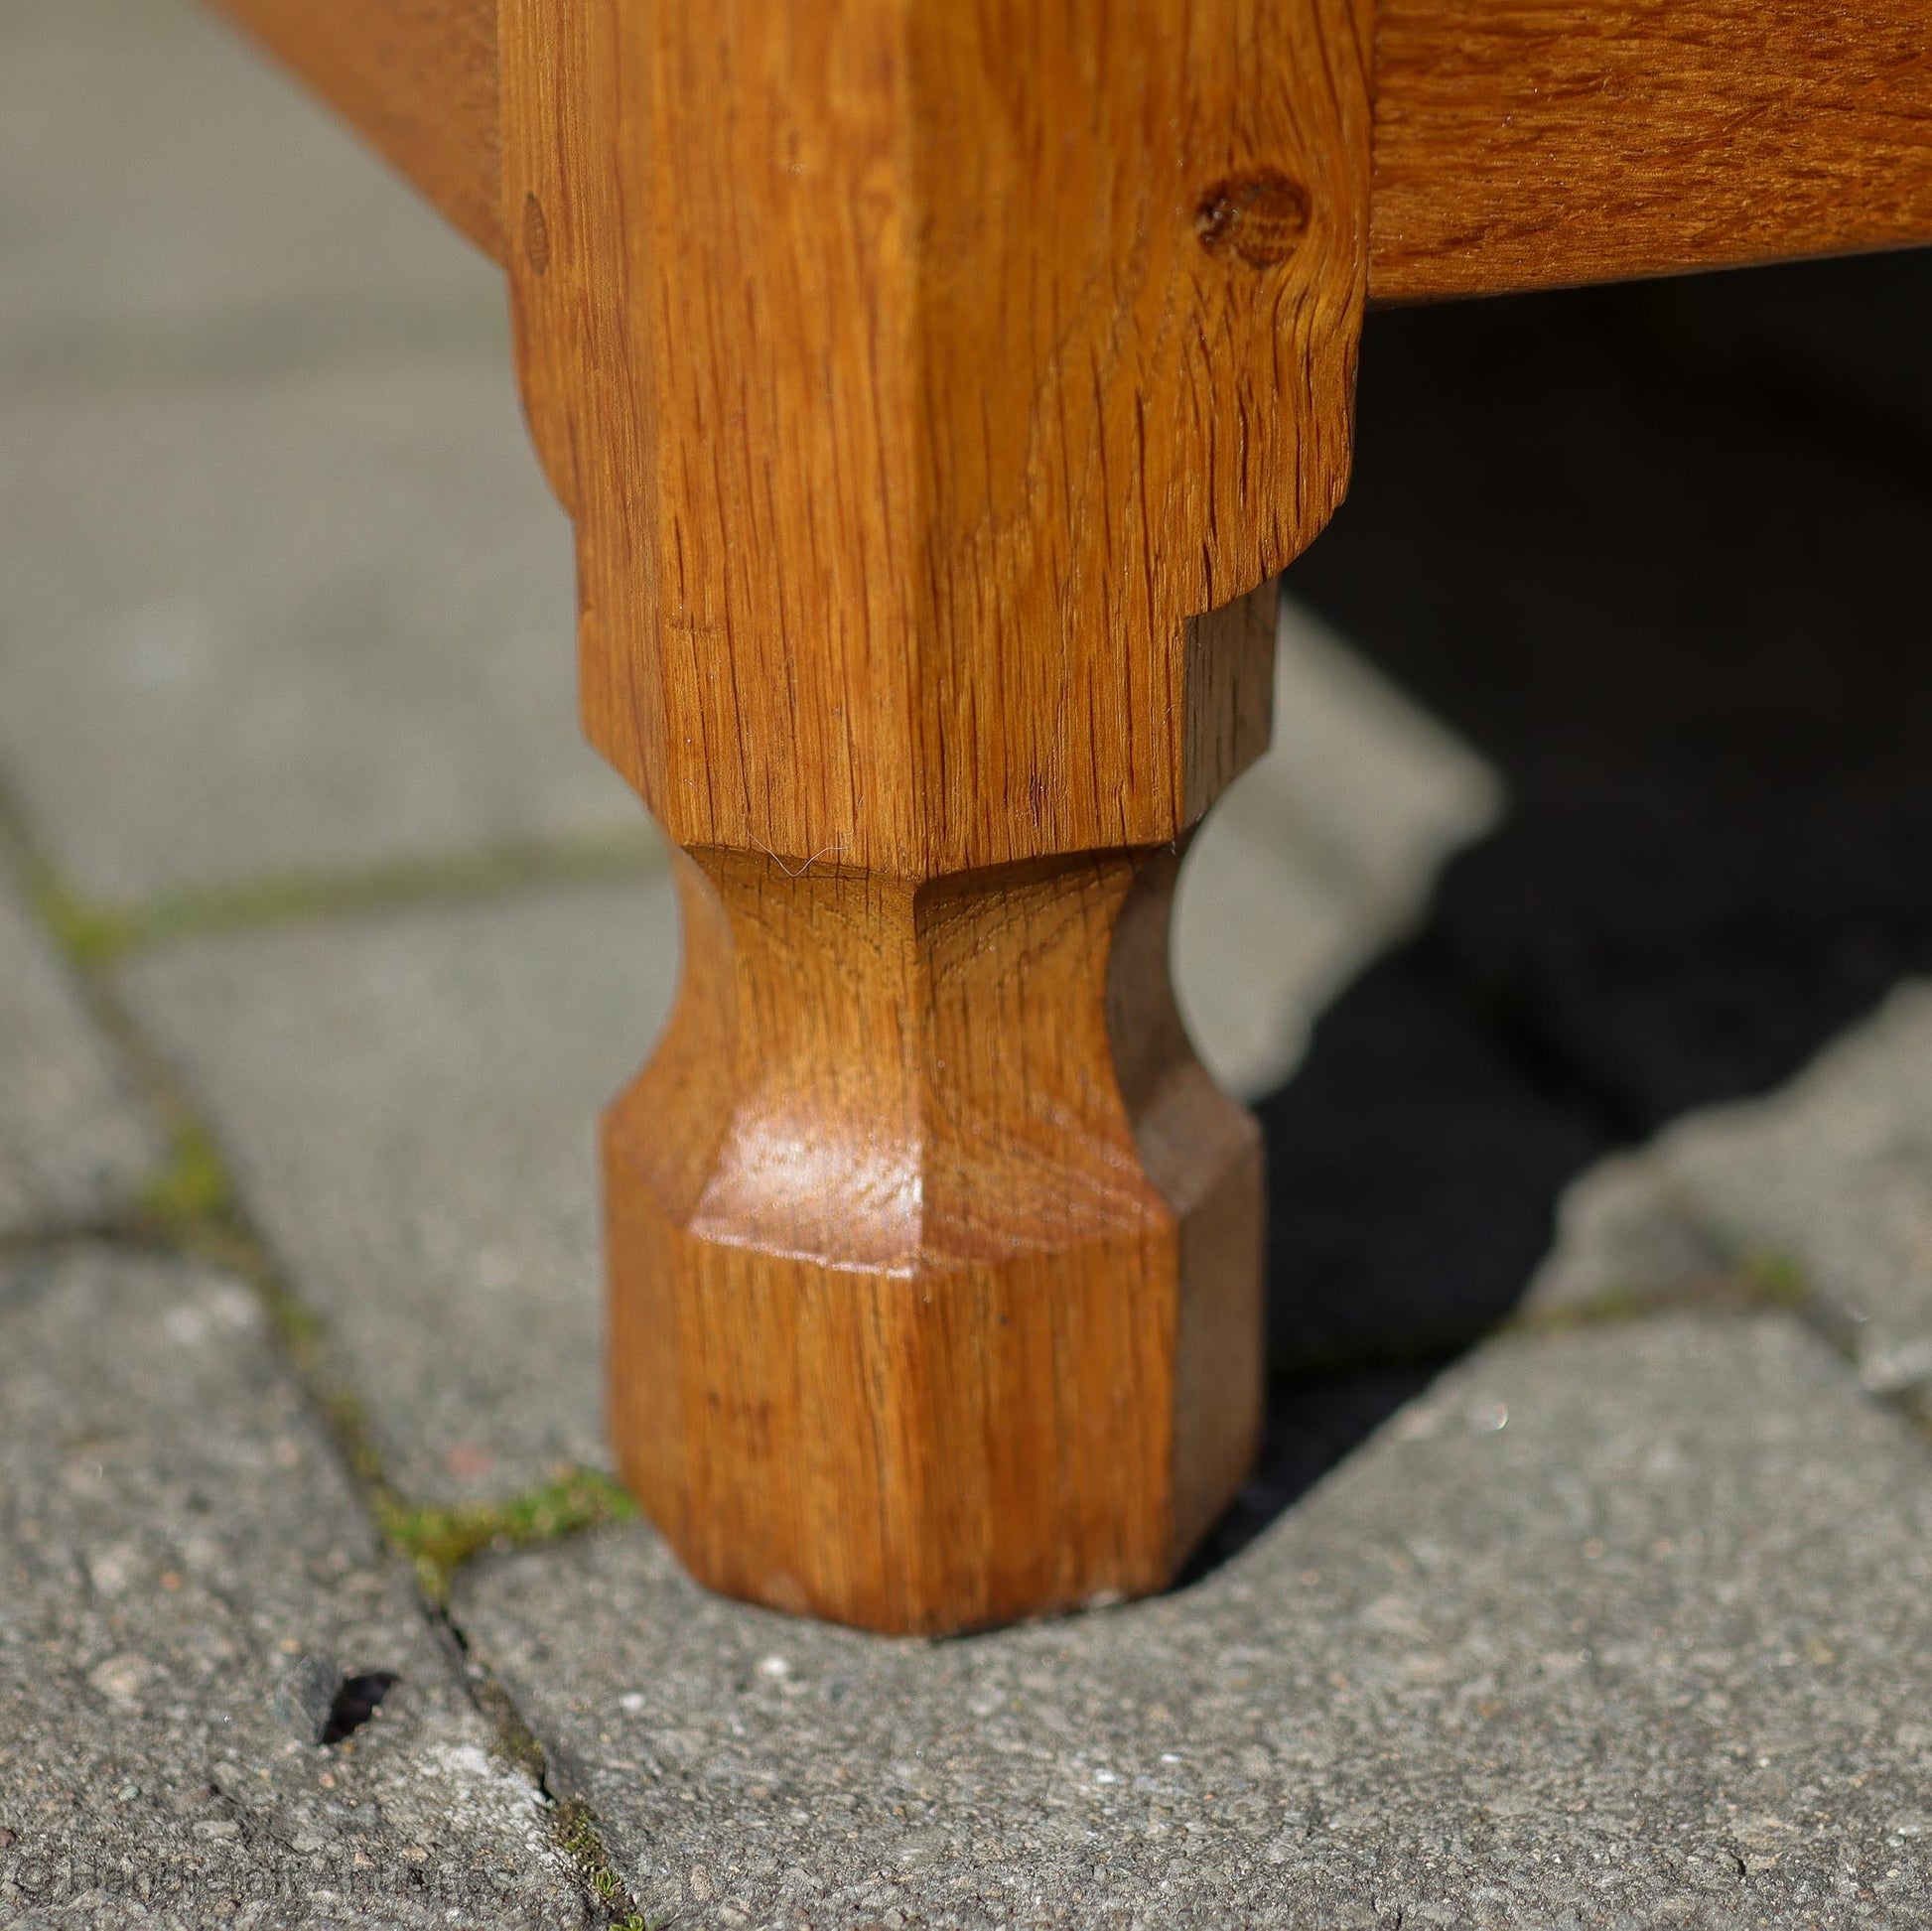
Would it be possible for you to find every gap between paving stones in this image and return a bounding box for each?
[0,773,654,1926]
[37,826,667,969]
[0,1226,646,1924]
[1508,1193,1932,1476]
[1,769,653,1588]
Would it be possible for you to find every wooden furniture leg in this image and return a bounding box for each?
[208,0,1931,1637]
[497,0,1372,1634]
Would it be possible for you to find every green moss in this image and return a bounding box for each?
[553,1796,659,1924]
[81,831,664,960]
[1740,1247,1810,1305]
[377,1464,637,1602]
[556,1800,619,1896]
[473,1674,552,1786]
[14,793,664,976]
[1501,1280,1683,1335]
[32,877,132,967]
[136,1124,234,1229]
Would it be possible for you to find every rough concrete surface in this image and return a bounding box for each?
[1176,600,1501,1100]
[1173,794,1359,1102]
[0,348,634,903]
[0,0,491,356]
[1654,982,1932,1399]
[1522,1152,1728,1316]
[0,871,161,1234]
[460,1315,1932,1930]
[9,2,1932,1927]
[1520,983,1932,1402]
[122,879,680,1504]
[0,1246,590,1928]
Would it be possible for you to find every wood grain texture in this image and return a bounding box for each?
[607,842,1263,1631]
[208,0,1932,304]
[1369,0,1932,301]
[504,0,1371,877]
[209,0,502,254]
[500,0,1372,1631]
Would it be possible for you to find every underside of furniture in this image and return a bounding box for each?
[207,0,1932,1634]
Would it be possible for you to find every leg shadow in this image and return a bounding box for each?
[1184,246,1932,1579]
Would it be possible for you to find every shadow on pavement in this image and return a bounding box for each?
[1185,245,1932,1581]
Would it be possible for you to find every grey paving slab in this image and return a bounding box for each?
[1176,599,1501,1100]
[1522,1152,1728,1316]
[0,870,162,1234]
[1167,599,1499,1105]
[121,878,681,1505]
[1650,981,1932,1400]
[0,1244,590,1927]
[0,341,639,903]
[1173,808,1357,1102]
[0,0,494,362]
[459,1313,1932,1930]
[1262,598,1502,934]
[1523,980,1932,1374]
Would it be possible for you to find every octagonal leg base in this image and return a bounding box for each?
[605,842,1263,1635]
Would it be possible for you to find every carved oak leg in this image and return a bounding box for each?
[500,0,1371,1634]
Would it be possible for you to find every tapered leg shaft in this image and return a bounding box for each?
[499,0,1373,1631]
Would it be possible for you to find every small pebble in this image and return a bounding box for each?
[274,1653,343,1745]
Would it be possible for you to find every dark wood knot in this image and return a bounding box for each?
[522,192,552,276]
[1194,171,1310,270]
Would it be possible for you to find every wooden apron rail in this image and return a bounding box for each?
[212,0,1932,295]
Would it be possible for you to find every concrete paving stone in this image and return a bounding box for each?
[0,345,639,903]
[1173,812,1357,1101]
[1176,601,1502,1101]
[0,869,162,1234]
[1259,598,1503,934]
[0,1245,590,1928]
[120,878,681,1505]
[0,0,495,362]
[1521,1151,1729,1315]
[459,1312,1932,1930]
[1649,980,1932,1400]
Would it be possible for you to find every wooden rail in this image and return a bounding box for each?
[208,0,501,255]
[211,0,1932,295]
[1369,0,1932,300]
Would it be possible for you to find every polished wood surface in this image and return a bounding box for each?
[208,0,501,253]
[1369,0,1932,301]
[501,0,1371,1631]
[605,839,1266,1630]
[502,0,1369,876]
